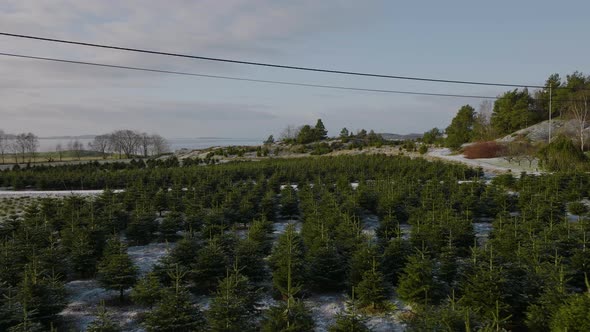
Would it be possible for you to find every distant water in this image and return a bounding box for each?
[37,137,263,152]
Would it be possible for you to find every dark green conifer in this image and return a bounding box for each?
[328,288,370,332]
[96,236,138,302]
[86,300,121,332]
[144,266,206,332]
[207,269,259,331]
[131,272,162,308]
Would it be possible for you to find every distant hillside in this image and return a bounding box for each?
[379,133,422,141]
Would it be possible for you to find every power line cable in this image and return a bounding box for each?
[0,52,500,100]
[1,52,583,102]
[0,31,555,89]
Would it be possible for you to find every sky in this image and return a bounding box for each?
[0,0,589,139]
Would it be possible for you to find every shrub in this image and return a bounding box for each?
[463,141,506,159]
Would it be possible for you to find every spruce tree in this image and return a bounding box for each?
[261,299,315,332]
[207,269,259,332]
[159,211,183,241]
[328,288,370,332]
[131,272,162,308]
[234,238,266,282]
[126,213,157,245]
[550,292,590,331]
[86,300,121,332]
[306,240,345,292]
[355,258,388,311]
[269,224,306,296]
[144,266,206,332]
[397,250,443,306]
[96,236,138,302]
[192,239,227,293]
[279,186,299,219]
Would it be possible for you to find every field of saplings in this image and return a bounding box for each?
[0,154,589,331]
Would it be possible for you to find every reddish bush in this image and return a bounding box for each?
[463,141,507,159]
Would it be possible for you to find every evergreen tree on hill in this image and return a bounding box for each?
[491,89,537,136]
[446,104,475,150]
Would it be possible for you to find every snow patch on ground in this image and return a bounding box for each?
[0,189,123,197]
[60,280,148,331]
[305,293,346,331]
[427,148,540,175]
[127,242,174,275]
[273,219,302,239]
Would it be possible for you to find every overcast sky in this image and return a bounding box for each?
[1,0,588,139]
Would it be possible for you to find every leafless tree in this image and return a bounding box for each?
[111,130,140,158]
[474,100,495,141]
[25,133,39,162]
[139,132,152,157]
[0,130,7,164]
[280,125,299,141]
[55,143,64,162]
[150,134,170,155]
[14,134,28,163]
[69,140,84,161]
[89,135,110,159]
[568,91,589,151]
[12,133,38,163]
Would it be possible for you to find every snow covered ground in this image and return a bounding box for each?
[427,148,541,175]
[0,189,123,197]
[59,242,173,331]
[127,242,174,275]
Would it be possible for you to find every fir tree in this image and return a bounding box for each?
[550,292,590,331]
[397,250,443,306]
[126,213,157,245]
[154,189,168,216]
[261,299,315,332]
[159,211,183,241]
[355,258,388,311]
[131,272,162,309]
[86,300,121,332]
[144,266,206,332]
[207,269,259,332]
[306,240,345,292]
[234,238,266,282]
[192,239,227,293]
[328,288,370,332]
[96,236,138,302]
[269,224,306,296]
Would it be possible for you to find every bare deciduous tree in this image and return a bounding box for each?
[280,125,299,142]
[473,100,496,141]
[150,134,170,156]
[139,133,151,157]
[55,143,64,162]
[25,133,39,162]
[69,140,84,161]
[112,130,140,158]
[569,91,589,151]
[0,130,7,164]
[89,135,110,159]
[12,133,39,163]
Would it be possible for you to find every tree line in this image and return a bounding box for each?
[429,71,590,152]
[0,131,39,164]
[0,129,169,164]
[88,130,169,159]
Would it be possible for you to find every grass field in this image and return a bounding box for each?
[0,150,123,165]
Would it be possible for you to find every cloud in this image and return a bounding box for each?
[3,96,277,135]
[0,1,382,137]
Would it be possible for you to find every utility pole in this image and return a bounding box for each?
[547,83,553,143]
